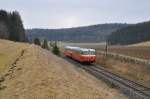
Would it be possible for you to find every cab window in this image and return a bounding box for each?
[81,51,95,55]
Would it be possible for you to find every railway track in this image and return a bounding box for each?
[64,57,150,99]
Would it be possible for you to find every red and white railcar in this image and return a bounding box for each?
[64,46,96,63]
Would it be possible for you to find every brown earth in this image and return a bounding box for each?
[106,46,150,60]
[129,41,150,47]
[0,39,127,99]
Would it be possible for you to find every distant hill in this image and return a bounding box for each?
[0,10,27,42]
[108,21,150,45]
[26,24,128,42]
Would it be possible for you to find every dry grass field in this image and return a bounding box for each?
[96,54,150,86]
[0,40,127,99]
[129,41,150,47]
[0,39,29,76]
[100,46,150,60]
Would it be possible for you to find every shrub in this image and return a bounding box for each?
[52,41,60,55]
[34,38,41,46]
[42,39,49,49]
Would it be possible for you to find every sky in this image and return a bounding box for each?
[0,0,150,29]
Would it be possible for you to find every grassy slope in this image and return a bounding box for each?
[0,40,126,99]
[0,39,29,76]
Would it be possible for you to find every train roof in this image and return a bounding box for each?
[65,46,95,52]
[65,46,79,49]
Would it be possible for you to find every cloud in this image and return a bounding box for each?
[0,0,150,28]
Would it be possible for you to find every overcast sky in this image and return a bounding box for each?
[0,0,150,29]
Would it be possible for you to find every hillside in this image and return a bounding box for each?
[26,24,128,42]
[0,39,127,99]
[0,40,28,76]
[108,21,150,45]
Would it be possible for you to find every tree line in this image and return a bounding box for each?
[26,24,128,42]
[34,38,60,55]
[0,10,27,42]
[107,21,150,45]
[0,10,59,55]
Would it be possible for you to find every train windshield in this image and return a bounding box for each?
[82,51,95,55]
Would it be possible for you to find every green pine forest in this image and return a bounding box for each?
[0,10,27,42]
[107,21,150,45]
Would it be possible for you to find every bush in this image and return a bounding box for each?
[52,42,60,55]
[42,39,49,49]
[34,38,41,46]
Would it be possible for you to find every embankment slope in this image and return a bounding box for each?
[0,39,126,99]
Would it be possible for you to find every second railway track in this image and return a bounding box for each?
[64,57,150,99]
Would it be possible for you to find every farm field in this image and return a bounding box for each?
[129,41,150,47]
[97,46,150,60]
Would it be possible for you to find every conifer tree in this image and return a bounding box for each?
[0,10,27,42]
[34,38,41,46]
[42,39,49,49]
[9,11,26,42]
[52,41,60,55]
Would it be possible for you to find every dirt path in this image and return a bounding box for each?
[0,41,127,99]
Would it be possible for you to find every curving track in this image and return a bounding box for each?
[64,57,150,99]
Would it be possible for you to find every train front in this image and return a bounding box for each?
[80,48,96,63]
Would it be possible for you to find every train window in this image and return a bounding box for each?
[82,51,95,55]
[91,51,96,55]
[90,51,96,55]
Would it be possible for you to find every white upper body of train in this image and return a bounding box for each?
[65,46,96,55]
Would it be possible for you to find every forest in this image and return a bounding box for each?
[0,10,27,42]
[26,24,128,42]
[108,21,150,45]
